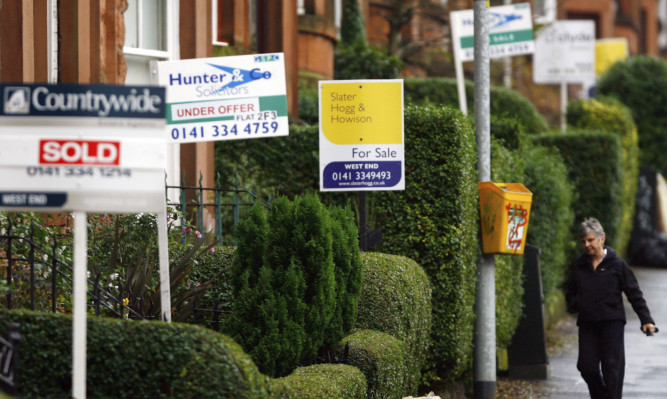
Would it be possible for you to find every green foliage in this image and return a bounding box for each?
[532,131,623,252]
[269,364,367,399]
[215,124,320,199]
[522,145,575,303]
[0,309,269,399]
[597,55,667,174]
[334,41,403,80]
[567,98,639,256]
[297,78,319,124]
[356,252,432,393]
[340,0,366,45]
[489,138,525,349]
[333,330,406,399]
[227,194,361,377]
[324,207,363,348]
[374,104,479,382]
[403,77,549,134]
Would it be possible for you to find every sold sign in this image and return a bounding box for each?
[39,139,120,165]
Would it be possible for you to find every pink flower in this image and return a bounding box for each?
[210,247,216,253]
[196,231,202,238]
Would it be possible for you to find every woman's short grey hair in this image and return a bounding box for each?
[580,217,605,239]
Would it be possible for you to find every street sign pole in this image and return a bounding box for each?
[72,211,88,399]
[473,0,496,398]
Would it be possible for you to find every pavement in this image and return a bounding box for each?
[539,266,667,398]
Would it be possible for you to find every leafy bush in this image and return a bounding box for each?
[522,145,575,304]
[567,98,639,256]
[403,77,549,134]
[334,41,403,80]
[333,329,406,399]
[597,55,667,174]
[489,138,525,349]
[226,194,361,377]
[355,252,432,393]
[0,309,269,399]
[374,104,478,382]
[269,364,367,399]
[532,131,623,253]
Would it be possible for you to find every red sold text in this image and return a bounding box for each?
[39,140,120,166]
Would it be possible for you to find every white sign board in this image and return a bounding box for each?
[0,83,167,213]
[450,3,535,62]
[319,80,404,192]
[533,20,596,83]
[157,53,289,143]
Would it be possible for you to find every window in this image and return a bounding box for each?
[123,0,178,84]
[534,0,557,24]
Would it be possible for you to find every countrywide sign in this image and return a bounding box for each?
[0,83,167,213]
[157,53,289,143]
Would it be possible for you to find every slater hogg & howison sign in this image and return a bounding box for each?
[319,80,405,192]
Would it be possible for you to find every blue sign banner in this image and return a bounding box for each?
[0,192,68,208]
[322,161,402,189]
[0,83,165,119]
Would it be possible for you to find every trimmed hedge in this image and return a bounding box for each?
[567,98,639,256]
[375,104,478,382]
[269,364,367,399]
[403,77,549,134]
[333,330,406,399]
[522,145,575,303]
[0,309,269,399]
[355,252,432,394]
[490,138,526,349]
[597,55,667,174]
[532,131,623,252]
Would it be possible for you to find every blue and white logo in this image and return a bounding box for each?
[3,87,30,114]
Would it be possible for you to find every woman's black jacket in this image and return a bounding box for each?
[565,246,654,326]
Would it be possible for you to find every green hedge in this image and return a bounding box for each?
[269,364,367,399]
[333,330,406,399]
[532,131,623,252]
[597,55,667,174]
[355,252,432,393]
[375,104,478,382]
[522,145,575,303]
[403,77,549,134]
[489,138,526,349]
[567,98,639,256]
[0,309,269,399]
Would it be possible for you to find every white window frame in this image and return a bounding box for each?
[533,0,557,24]
[123,0,179,62]
[211,0,230,47]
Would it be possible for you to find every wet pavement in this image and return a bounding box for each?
[540,267,667,398]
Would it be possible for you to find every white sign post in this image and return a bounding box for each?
[0,83,169,399]
[450,3,535,113]
[533,20,596,132]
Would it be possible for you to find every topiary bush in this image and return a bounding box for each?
[0,309,269,399]
[522,144,575,305]
[489,138,526,349]
[226,194,361,377]
[374,104,478,383]
[532,131,623,253]
[355,252,432,394]
[269,364,367,399]
[333,329,406,399]
[566,97,639,256]
[597,55,667,174]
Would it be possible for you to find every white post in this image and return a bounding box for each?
[72,211,88,399]
[157,206,172,322]
[455,58,468,114]
[560,82,567,133]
